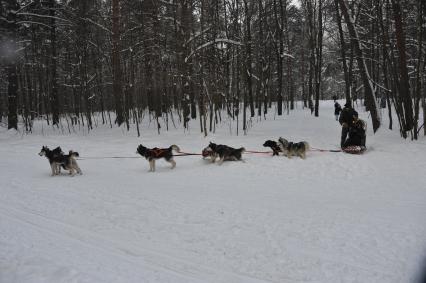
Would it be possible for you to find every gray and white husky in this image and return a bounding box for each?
[278,137,310,159]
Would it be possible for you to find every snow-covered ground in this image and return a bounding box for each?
[1,101,425,283]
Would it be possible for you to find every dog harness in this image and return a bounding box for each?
[150,148,166,157]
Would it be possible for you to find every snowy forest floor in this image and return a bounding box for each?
[1,101,426,283]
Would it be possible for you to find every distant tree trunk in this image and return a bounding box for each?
[273,0,283,115]
[301,21,307,108]
[256,0,265,117]
[243,0,255,118]
[49,0,59,125]
[391,0,414,135]
[314,0,323,117]
[2,0,20,130]
[377,1,393,130]
[23,48,32,131]
[112,0,124,125]
[282,0,294,111]
[338,0,381,132]
[334,0,350,104]
[413,0,423,139]
[305,0,315,114]
[422,1,426,136]
[178,0,193,129]
[7,63,18,130]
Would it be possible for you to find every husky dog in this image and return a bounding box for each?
[136,144,181,172]
[205,142,245,164]
[57,150,83,176]
[278,137,310,159]
[263,140,282,156]
[39,146,83,176]
[39,146,64,176]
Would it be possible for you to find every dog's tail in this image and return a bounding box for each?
[303,142,310,151]
[170,145,181,153]
[69,150,79,158]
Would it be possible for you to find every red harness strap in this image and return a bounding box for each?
[150,148,166,157]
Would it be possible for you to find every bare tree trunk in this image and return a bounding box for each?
[338,0,381,132]
[301,20,307,108]
[112,0,124,125]
[305,0,315,114]
[413,0,423,139]
[49,0,59,125]
[2,0,19,130]
[314,0,323,117]
[273,0,283,115]
[243,0,255,118]
[7,63,18,130]
[377,0,393,130]
[391,0,414,135]
[334,0,350,104]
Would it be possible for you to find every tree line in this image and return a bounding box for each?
[0,0,424,139]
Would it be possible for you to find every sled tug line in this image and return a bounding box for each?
[76,148,348,160]
[75,147,359,161]
[39,142,365,175]
[73,146,362,161]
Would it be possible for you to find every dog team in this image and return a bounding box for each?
[39,137,309,175]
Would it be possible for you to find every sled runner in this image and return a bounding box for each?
[342,145,366,154]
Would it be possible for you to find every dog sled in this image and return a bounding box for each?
[342,145,366,154]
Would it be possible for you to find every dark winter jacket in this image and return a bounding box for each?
[339,106,358,127]
[344,119,366,147]
[334,102,342,115]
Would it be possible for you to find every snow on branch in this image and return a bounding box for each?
[158,0,177,6]
[185,39,244,63]
[281,52,295,59]
[83,18,112,34]
[185,27,211,47]
[17,21,52,29]
[17,12,71,23]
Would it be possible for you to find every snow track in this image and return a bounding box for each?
[1,102,425,282]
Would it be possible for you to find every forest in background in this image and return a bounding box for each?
[0,0,425,139]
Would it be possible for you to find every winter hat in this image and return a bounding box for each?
[344,102,351,108]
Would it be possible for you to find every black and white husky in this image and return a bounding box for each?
[39,146,82,176]
[204,142,245,164]
[39,146,64,176]
[136,144,181,172]
[278,137,310,159]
